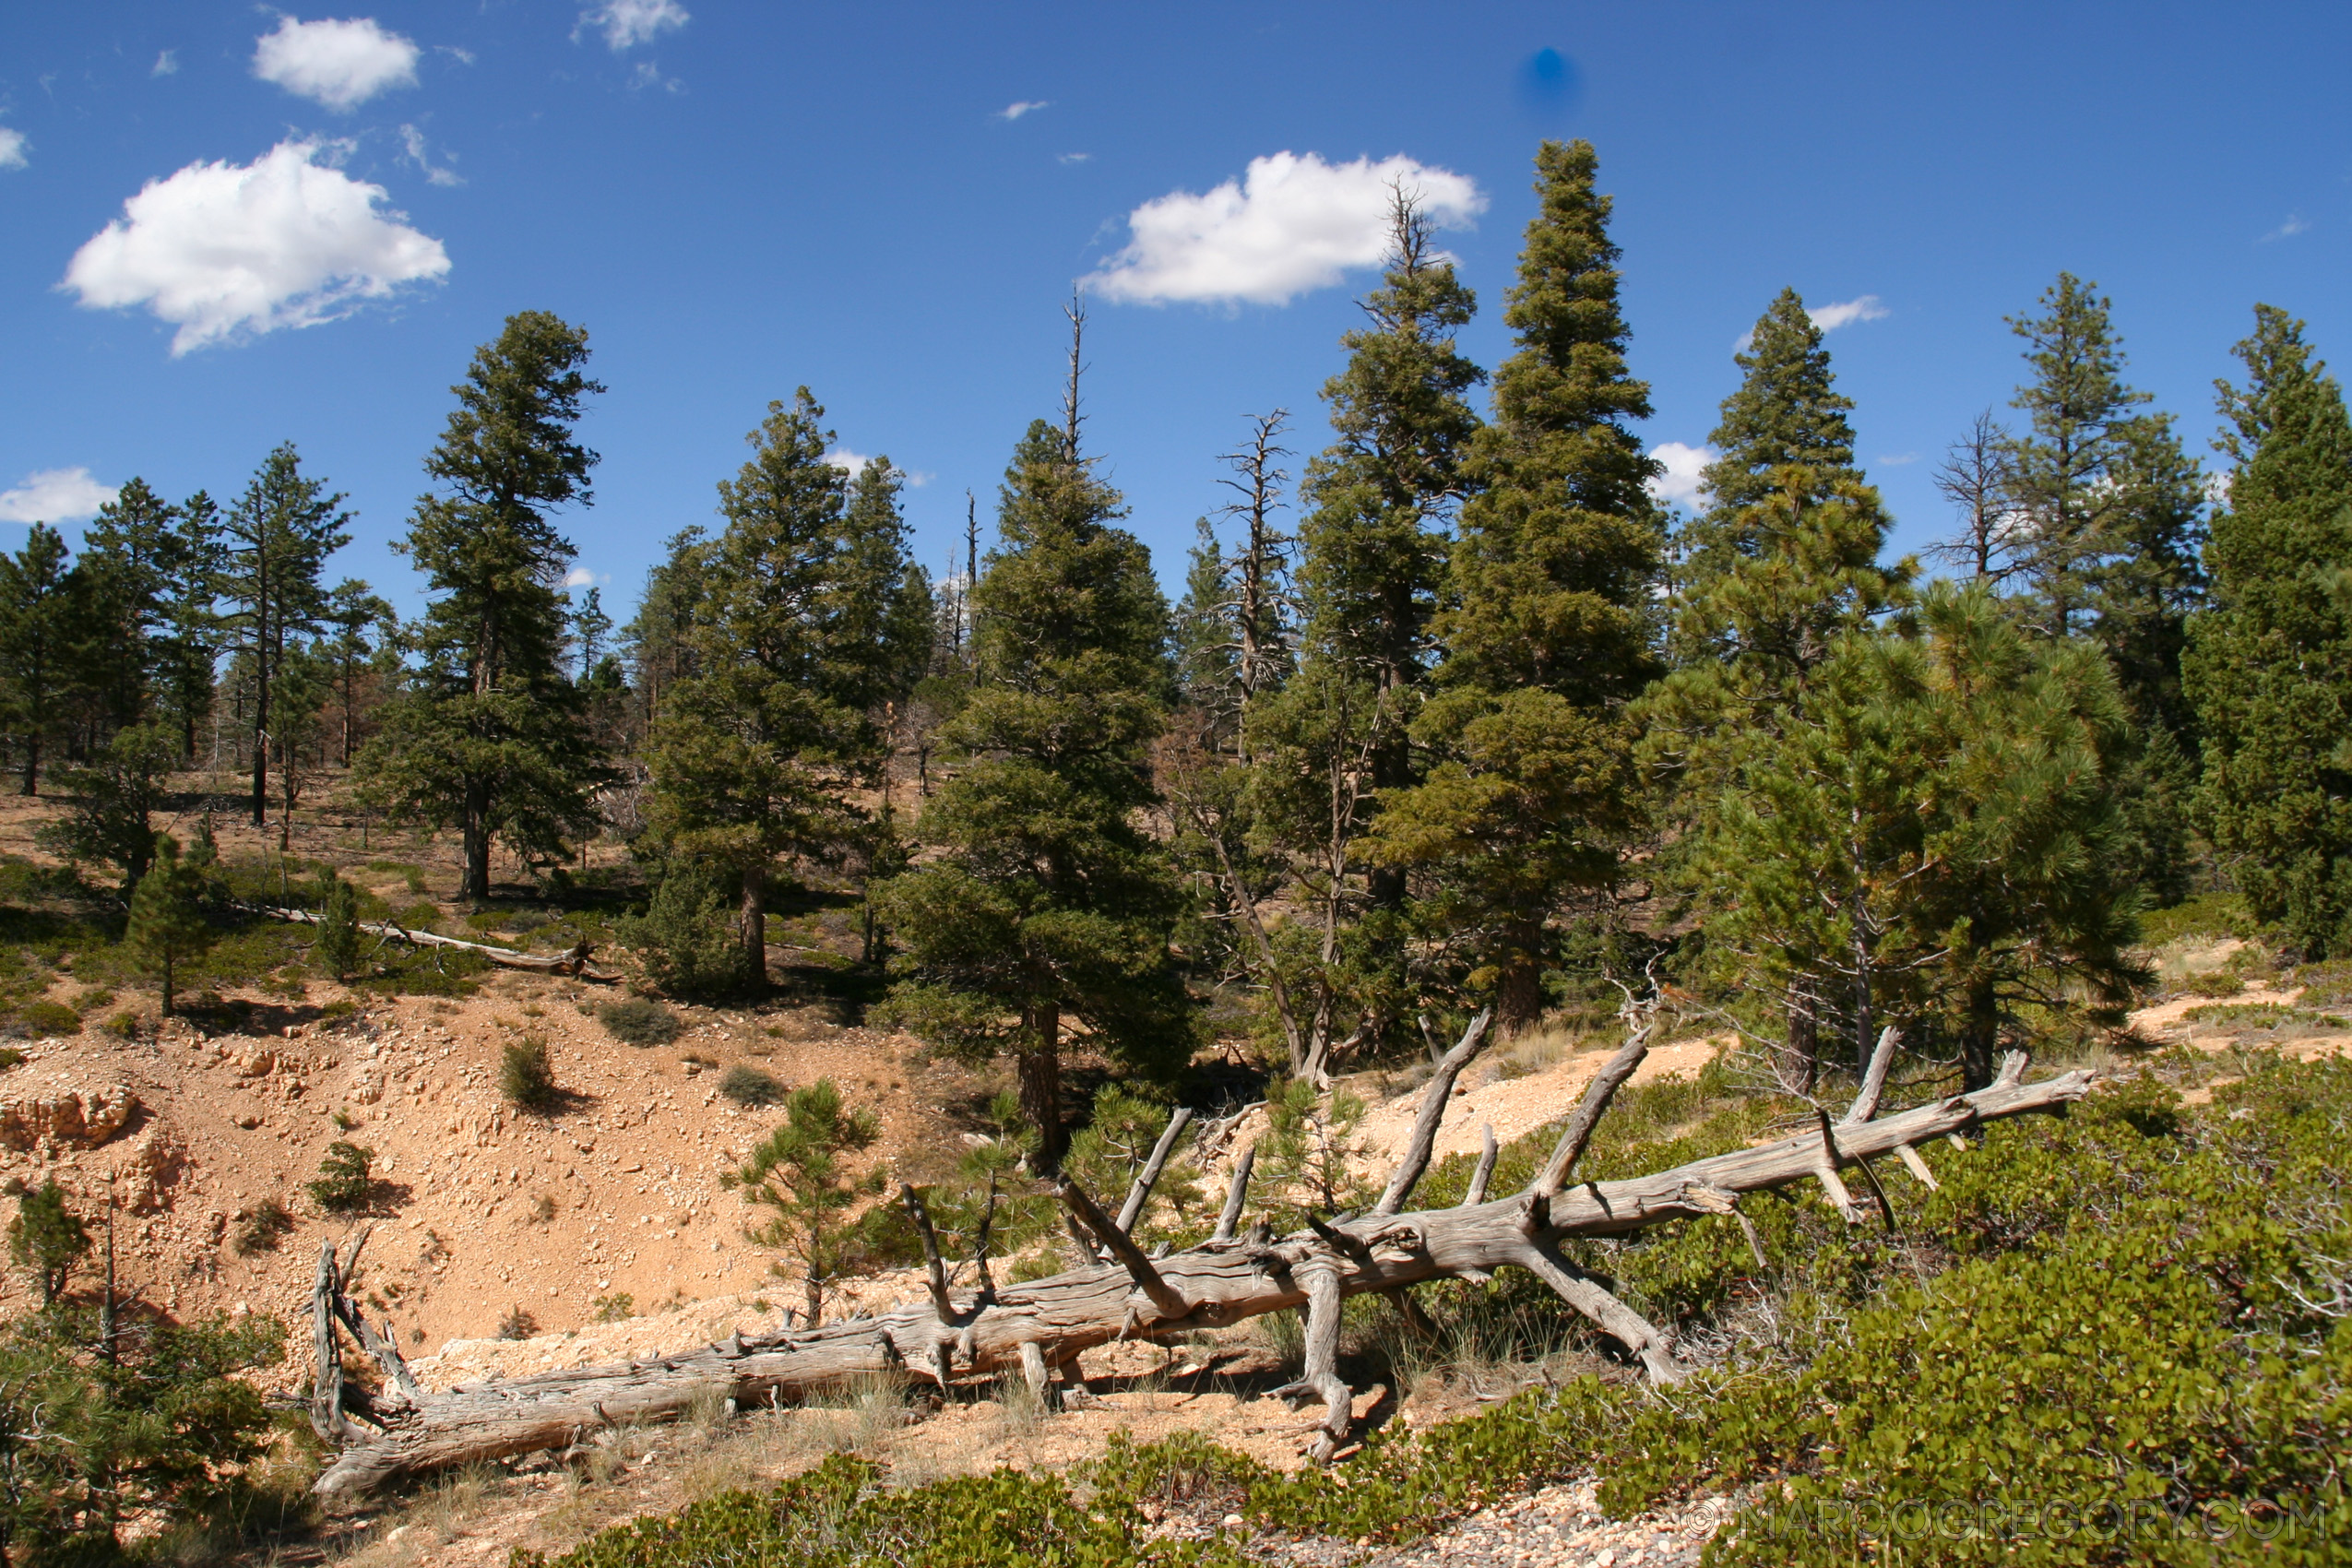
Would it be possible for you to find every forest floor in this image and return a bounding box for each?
[0,771,2344,1564]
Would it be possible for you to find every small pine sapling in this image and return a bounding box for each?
[499,1037,560,1111]
[1258,1078,1378,1230]
[7,1179,90,1306]
[1064,1086,1208,1251]
[725,1078,883,1326]
[315,869,362,980]
[124,833,217,1016]
[306,1141,375,1215]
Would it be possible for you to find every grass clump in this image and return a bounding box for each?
[495,1306,540,1341]
[232,1200,294,1256]
[500,1036,561,1111]
[591,1292,636,1324]
[718,1063,787,1106]
[600,996,682,1047]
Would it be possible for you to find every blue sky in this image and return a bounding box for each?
[2,2,2346,623]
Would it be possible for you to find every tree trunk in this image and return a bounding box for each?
[741,866,767,992]
[461,787,492,902]
[1494,925,1545,1038]
[19,736,36,797]
[251,672,269,830]
[307,1021,2089,1498]
[1962,976,1999,1090]
[1021,1006,1063,1170]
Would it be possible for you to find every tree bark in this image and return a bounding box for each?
[741,865,767,992]
[309,1036,2091,1500]
[1020,1006,1063,1169]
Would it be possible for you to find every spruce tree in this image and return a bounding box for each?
[2186,306,2352,955]
[641,392,919,991]
[1371,139,1664,1033]
[218,445,351,827]
[879,394,1192,1165]
[358,312,612,899]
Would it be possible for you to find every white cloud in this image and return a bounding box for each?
[1735,293,1891,350]
[0,468,117,525]
[152,50,179,77]
[1646,442,1713,510]
[62,137,450,355]
[0,128,26,171]
[579,0,689,52]
[1057,151,1091,165]
[564,566,597,588]
[1877,452,1919,467]
[252,16,420,112]
[627,60,682,93]
[997,101,1049,121]
[2261,213,2310,243]
[1087,151,1485,307]
[398,125,464,186]
[1810,294,1889,332]
[824,448,872,474]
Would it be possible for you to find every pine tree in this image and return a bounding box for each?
[358,312,612,900]
[323,579,396,766]
[0,525,76,796]
[1371,139,1664,1033]
[565,586,612,682]
[40,722,179,890]
[726,1078,882,1327]
[157,491,224,766]
[879,346,1193,1164]
[2186,305,2352,956]
[641,392,919,991]
[2005,275,2207,897]
[77,477,184,731]
[125,833,217,1016]
[218,444,351,828]
[7,1181,89,1308]
[315,869,361,980]
[1642,289,1907,1079]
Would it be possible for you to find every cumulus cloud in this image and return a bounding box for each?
[1810,294,1890,332]
[0,128,27,171]
[824,448,872,474]
[1087,151,1484,307]
[252,16,420,111]
[0,468,117,525]
[1646,442,1713,510]
[564,566,597,588]
[997,100,1049,121]
[579,0,689,52]
[62,138,450,355]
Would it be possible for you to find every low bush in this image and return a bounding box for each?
[2181,969,2246,997]
[718,1064,787,1106]
[16,1000,79,1037]
[591,1292,635,1324]
[600,996,682,1047]
[500,1037,561,1111]
[495,1306,540,1341]
[0,1048,22,1071]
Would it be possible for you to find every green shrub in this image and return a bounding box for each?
[0,1048,22,1070]
[2183,969,2246,997]
[16,1000,78,1037]
[500,1037,561,1111]
[304,1142,375,1215]
[618,859,746,1000]
[495,1306,540,1341]
[591,1292,635,1324]
[315,871,362,980]
[101,1011,140,1039]
[599,996,682,1047]
[718,1064,787,1106]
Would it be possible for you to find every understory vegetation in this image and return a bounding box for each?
[519,1050,2351,1568]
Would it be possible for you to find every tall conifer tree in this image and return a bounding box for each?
[2186,306,2352,956]
[1371,139,1663,1034]
[642,392,921,989]
[0,526,76,796]
[1644,290,1907,1077]
[880,371,1191,1164]
[359,311,610,899]
[219,445,350,826]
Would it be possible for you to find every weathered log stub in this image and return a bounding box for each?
[308,1013,2090,1497]
[240,903,623,980]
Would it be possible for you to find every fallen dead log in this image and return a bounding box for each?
[237,903,623,980]
[308,1014,2088,1498]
